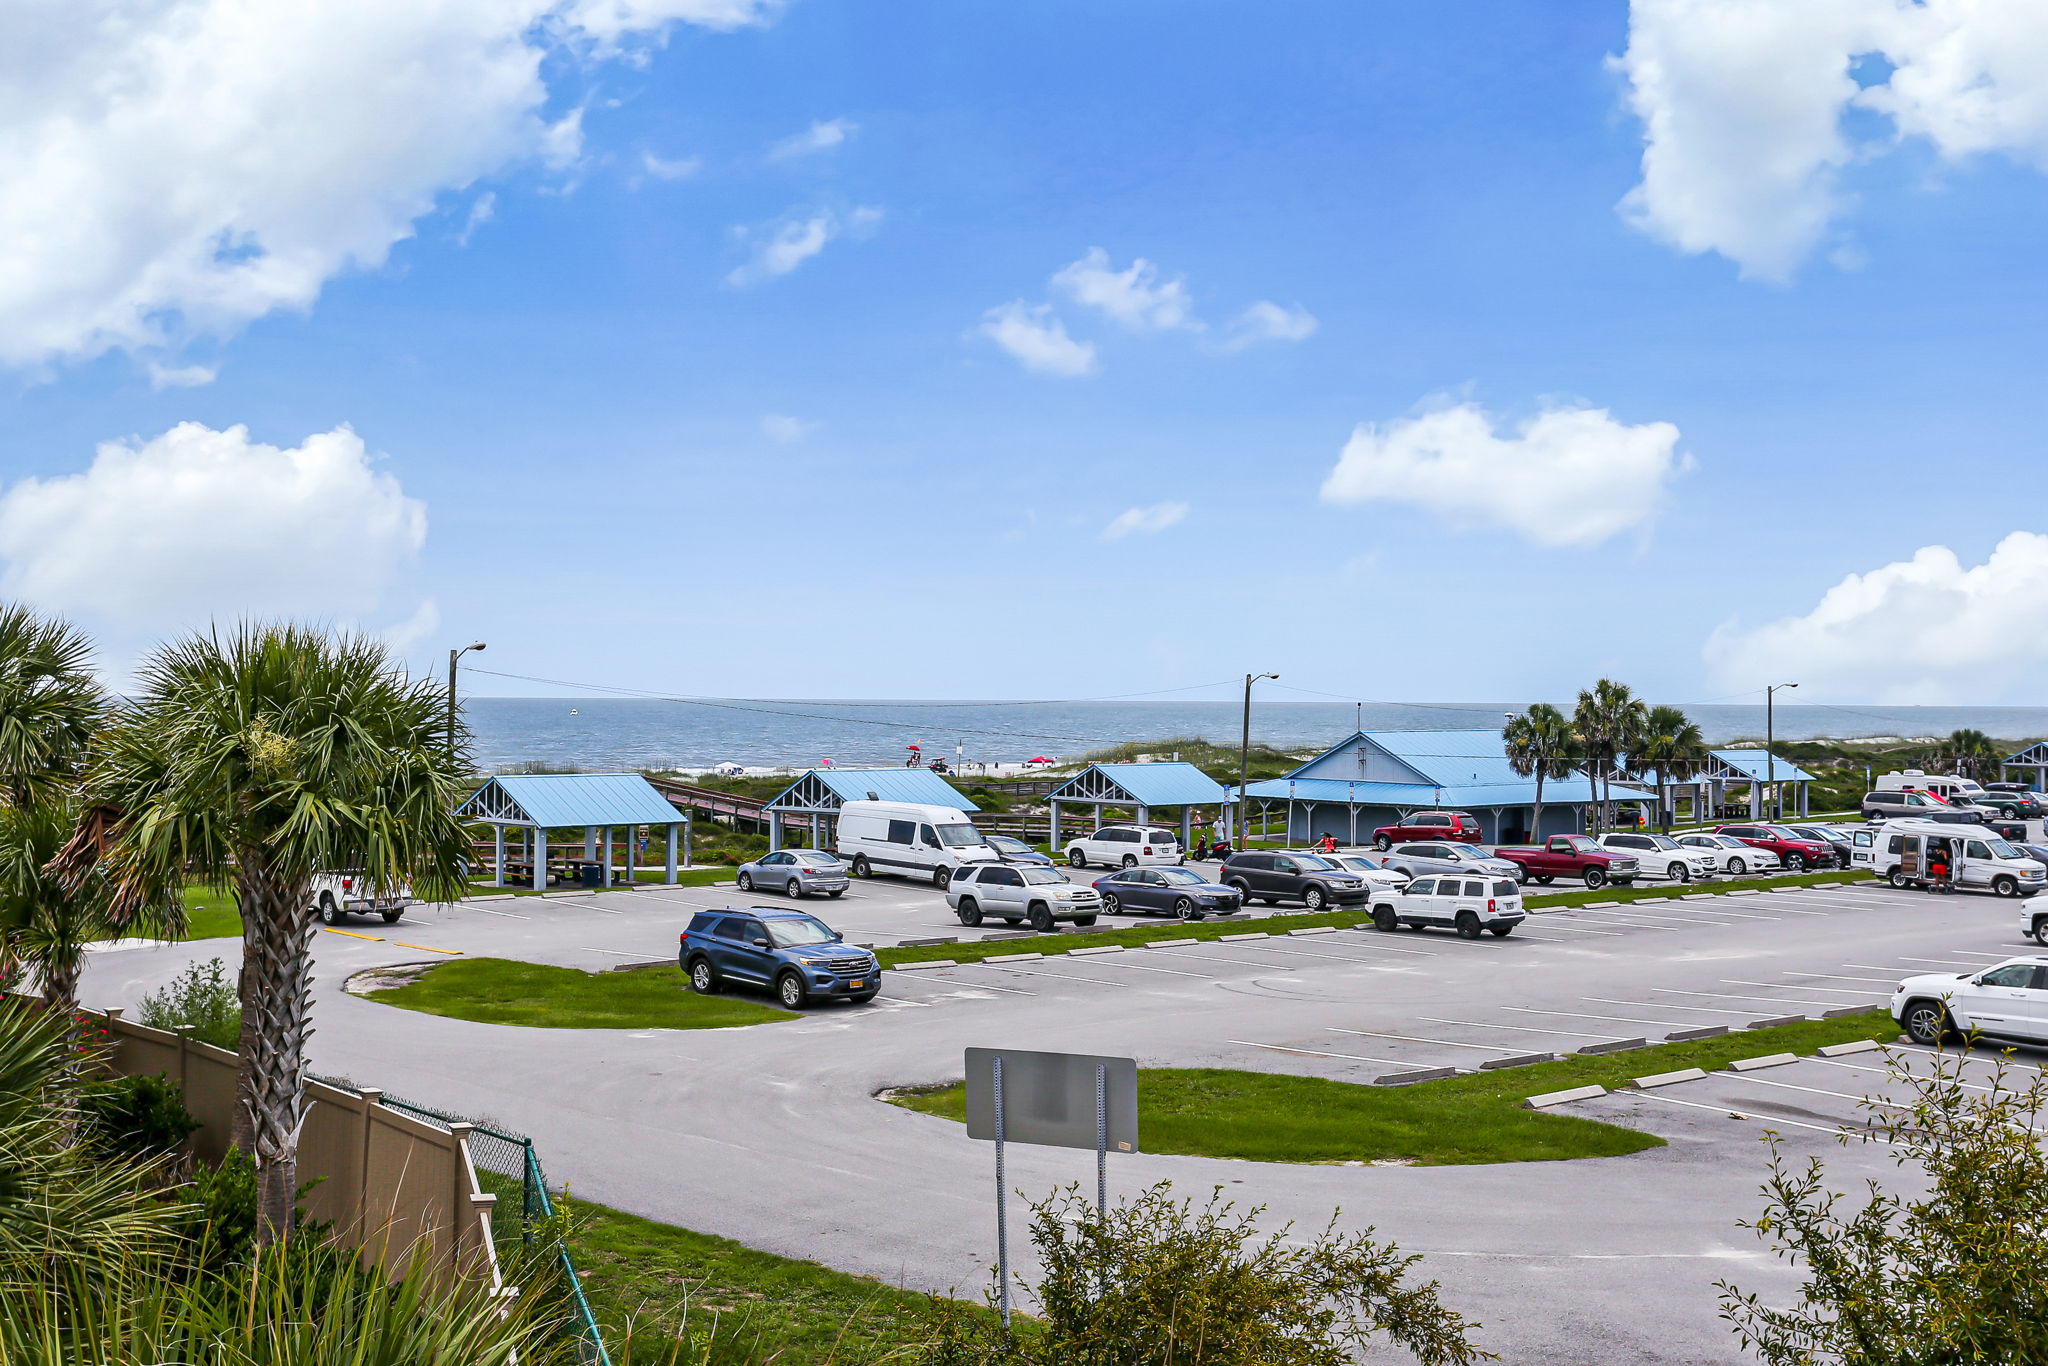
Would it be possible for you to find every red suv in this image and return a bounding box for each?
[1373,811,1484,851]
[1713,823,1840,872]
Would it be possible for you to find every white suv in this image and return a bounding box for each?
[311,871,412,926]
[1064,825,1182,870]
[1368,875,1525,939]
[945,864,1102,932]
[1598,833,1716,882]
[1675,832,1781,876]
[1894,954,2048,1044]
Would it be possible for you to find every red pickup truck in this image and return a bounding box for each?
[1371,811,1484,850]
[1492,835,1640,889]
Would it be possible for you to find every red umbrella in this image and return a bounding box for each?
[906,743,921,750]
[1030,755,1050,764]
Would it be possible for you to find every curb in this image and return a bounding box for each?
[1728,1053,1798,1071]
[1375,1066,1459,1086]
[1633,1067,1707,1089]
[1748,1013,1808,1029]
[1665,1025,1730,1041]
[894,960,956,972]
[1069,946,1124,957]
[1818,1005,1871,1019]
[1480,1052,1556,1069]
[1143,938,1197,949]
[1577,1037,1648,1055]
[986,952,1043,964]
[1525,1084,1607,1109]
[1818,1039,1882,1056]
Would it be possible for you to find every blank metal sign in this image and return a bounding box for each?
[964,1047,1139,1153]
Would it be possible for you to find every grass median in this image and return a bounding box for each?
[369,958,795,1029]
[885,1009,1898,1166]
[874,869,1872,968]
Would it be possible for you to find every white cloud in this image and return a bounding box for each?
[1051,248,1199,332]
[769,118,857,160]
[0,422,425,629]
[760,414,818,443]
[1704,533,2048,701]
[641,150,703,181]
[977,302,1098,377]
[145,361,218,390]
[1100,502,1189,542]
[1615,0,2048,280]
[0,0,778,368]
[1320,400,1689,548]
[726,206,881,286]
[455,192,496,247]
[1221,300,1318,350]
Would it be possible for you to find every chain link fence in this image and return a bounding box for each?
[317,1077,611,1365]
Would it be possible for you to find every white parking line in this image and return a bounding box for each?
[1591,903,1781,921]
[1648,987,1851,1008]
[1506,1005,1695,1029]
[952,962,1131,987]
[1057,955,1213,979]
[1842,962,1960,974]
[1784,972,1899,985]
[1809,1057,2003,1095]
[1416,1014,1620,1042]
[579,947,643,957]
[1724,1072,1905,1109]
[1330,931,1443,955]
[1583,997,1754,1016]
[1516,920,1625,936]
[1719,978,1884,998]
[1946,950,2007,959]
[1627,1089,1884,1140]
[463,905,530,919]
[1145,947,1304,969]
[1894,956,1983,966]
[1327,1027,1514,1054]
[910,972,1036,996]
[1234,942,1443,965]
[1230,1039,1441,1070]
[1562,907,1740,927]
[1550,914,1680,931]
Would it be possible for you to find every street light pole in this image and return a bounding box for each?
[1238,672,1278,845]
[447,642,487,759]
[1766,681,1797,819]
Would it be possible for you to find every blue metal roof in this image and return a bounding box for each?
[1288,729,1535,789]
[1708,749,1816,784]
[1238,776,1659,808]
[773,767,980,811]
[460,773,688,827]
[1048,762,1230,807]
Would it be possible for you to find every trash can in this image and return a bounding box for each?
[579,862,603,890]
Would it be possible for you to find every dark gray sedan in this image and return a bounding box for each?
[1384,842,1525,883]
[736,849,850,899]
[1091,865,1242,920]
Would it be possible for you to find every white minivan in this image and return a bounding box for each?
[836,800,1000,888]
[1851,818,2047,897]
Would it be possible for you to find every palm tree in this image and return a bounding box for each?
[1573,679,1648,834]
[66,625,473,1241]
[1636,705,1708,831]
[1944,728,2001,784]
[0,799,142,1012]
[1503,704,1576,843]
[0,604,100,808]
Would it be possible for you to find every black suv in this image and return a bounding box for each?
[1218,851,1369,911]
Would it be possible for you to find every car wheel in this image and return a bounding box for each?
[1729,858,1747,875]
[380,909,403,924]
[932,867,951,890]
[1073,915,1097,927]
[776,971,808,1010]
[827,889,845,898]
[317,894,340,926]
[1455,911,1482,939]
[1100,892,1122,915]
[1583,867,1608,890]
[1027,903,1055,933]
[1994,875,2020,898]
[1227,879,1252,901]
[1488,923,1514,937]
[1669,862,1689,883]
[1533,874,1554,886]
[851,855,872,878]
[736,872,754,892]
[2033,917,2048,946]
[1068,848,1089,868]
[689,958,719,994]
[786,879,805,899]
[1173,897,1196,921]
[1901,998,1951,1046]
[1372,905,1398,932]
[956,899,983,927]
[1784,853,1807,872]
[1302,885,1327,912]
[1373,835,1392,852]
[1260,897,1281,907]
[1889,869,1913,889]
[1121,854,1138,869]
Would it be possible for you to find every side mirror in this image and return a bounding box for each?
[753,938,772,949]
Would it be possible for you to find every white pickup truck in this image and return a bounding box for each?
[311,871,412,926]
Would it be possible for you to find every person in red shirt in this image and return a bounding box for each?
[1927,839,1954,894]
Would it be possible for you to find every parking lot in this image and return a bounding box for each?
[78,864,2048,1366]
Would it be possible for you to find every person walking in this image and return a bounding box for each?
[1927,838,1954,894]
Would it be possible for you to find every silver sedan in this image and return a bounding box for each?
[1384,842,1526,883]
[736,850,850,899]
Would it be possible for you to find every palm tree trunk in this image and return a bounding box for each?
[233,860,315,1244]
[39,954,81,1014]
[1532,769,1546,844]
[1587,756,1600,834]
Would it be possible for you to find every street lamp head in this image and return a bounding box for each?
[470,641,487,652]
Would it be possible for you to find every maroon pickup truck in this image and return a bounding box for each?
[1492,835,1640,889]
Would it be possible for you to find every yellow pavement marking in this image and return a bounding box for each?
[322,928,384,942]
[391,940,463,955]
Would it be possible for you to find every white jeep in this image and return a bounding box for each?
[311,871,412,926]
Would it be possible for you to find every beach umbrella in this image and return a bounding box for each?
[1030,755,1050,764]
[906,743,921,750]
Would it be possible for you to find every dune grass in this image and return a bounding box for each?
[887,1010,1898,1166]
[371,959,795,1030]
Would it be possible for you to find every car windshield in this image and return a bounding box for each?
[935,824,988,847]
[1988,840,2022,859]
[766,918,836,948]
[1761,827,1806,840]
[1451,844,1489,857]
[1020,868,1069,885]
[1641,836,1679,849]
[1156,867,1207,885]
[798,850,842,865]
[1291,854,1336,870]
[986,836,1026,852]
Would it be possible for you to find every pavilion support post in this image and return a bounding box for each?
[769,817,782,852]
[625,825,637,886]
[584,828,596,859]
[493,826,505,888]
[1799,784,1809,818]
[602,825,614,889]
[533,830,548,890]
[1180,809,1192,847]
[1136,805,1149,830]
[1049,800,1062,851]
[811,814,822,850]
[1749,784,1761,818]
[665,824,678,884]
[683,816,693,868]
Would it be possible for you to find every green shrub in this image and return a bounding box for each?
[136,957,241,1050]
[76,1073,198,1164]
[185,1148,260,1273]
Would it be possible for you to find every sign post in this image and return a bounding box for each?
[965,1047,1138,1327]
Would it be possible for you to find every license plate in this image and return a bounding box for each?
[848,980,865,989]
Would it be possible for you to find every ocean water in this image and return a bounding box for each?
[461,697,2048,773]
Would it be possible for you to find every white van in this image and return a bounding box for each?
[1876,770,1987,803]
[1851,818,2046,897]
[835,800,1001,888]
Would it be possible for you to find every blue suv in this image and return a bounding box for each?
[679,908,881,1009]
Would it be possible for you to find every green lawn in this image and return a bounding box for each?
[464,866,737,897]
[874,869,1869,968]
[565,1197,985,1363]
[179,885,241,940]
[887,1010,1899,1166]
[371,959,795,1030]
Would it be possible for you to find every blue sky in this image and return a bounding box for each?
[3,0,2046,706]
